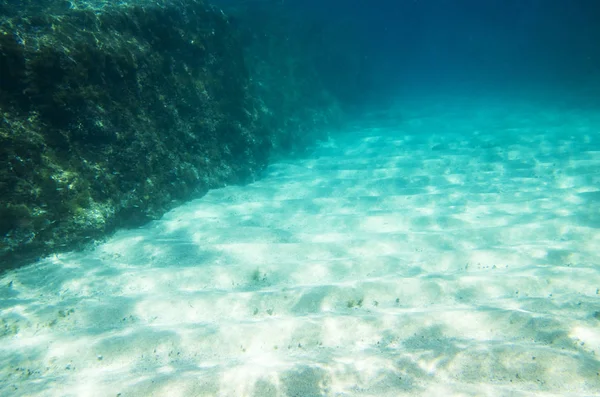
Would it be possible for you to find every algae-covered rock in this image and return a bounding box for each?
[0,0,271,269]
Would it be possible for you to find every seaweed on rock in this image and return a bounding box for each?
[0,0,343,270]
[0,0,269,269]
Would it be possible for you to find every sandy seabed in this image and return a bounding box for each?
[1,95,599,397]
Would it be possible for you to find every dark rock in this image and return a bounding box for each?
[0,0,343,270]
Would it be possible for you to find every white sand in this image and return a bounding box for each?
[1,96,600,396]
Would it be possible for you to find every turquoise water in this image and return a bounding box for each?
[1,95,599,396]
[2,0,600,395]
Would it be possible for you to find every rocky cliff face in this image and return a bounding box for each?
[0,0,341,270]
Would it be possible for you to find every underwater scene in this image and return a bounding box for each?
[1,0,599,396]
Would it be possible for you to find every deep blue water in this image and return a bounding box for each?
[217,0,600,109]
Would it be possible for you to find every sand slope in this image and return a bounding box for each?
[1,97,599,396]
